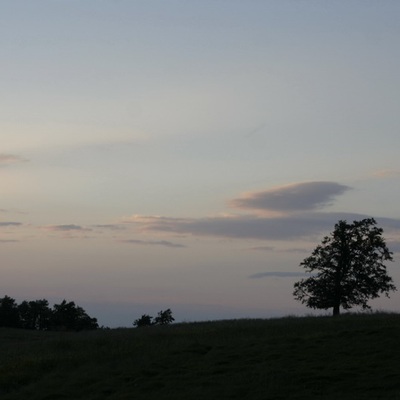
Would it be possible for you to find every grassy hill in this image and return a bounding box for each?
[1,313,399,400]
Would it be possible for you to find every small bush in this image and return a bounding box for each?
[133,309,175,328]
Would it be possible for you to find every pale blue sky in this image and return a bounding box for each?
[1,1,400,326]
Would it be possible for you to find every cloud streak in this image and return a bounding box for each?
[373,169,400,178]
[92,224,126,231]
[126,212,400,241]
[248,271,307,279]
[248,245,275,251]
[120,239,185,248]
[0,222,22,227]
[247,246,310,253]
[41,224,94,239]
[230,181,351,212]
[123,182,400,242]
[0,154,28,166]
[44,224,92,232]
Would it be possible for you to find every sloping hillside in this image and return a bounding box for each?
[1,313,399,400]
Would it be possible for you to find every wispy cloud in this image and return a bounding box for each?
[248,245,275,251]
[119,239,185,248]
[0,209,28,215]
[92,224,126,231]
[284,247,311,254]
[248,271,307,279]
[126,212,395,241]
[123,182,400,242]
[247,246,310,253]
[373,169,400,178]
[0,223,21,243]
[0,222,22,227]
[0,154,28,166]
[230,181,351,212]
[245,122,266,137]
[44,224,92,232]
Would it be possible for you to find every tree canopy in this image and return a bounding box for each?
[0,296,98,331]
[133,314,153,327]
[293,218,396,316]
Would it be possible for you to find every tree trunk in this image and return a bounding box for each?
[333,304,340,316]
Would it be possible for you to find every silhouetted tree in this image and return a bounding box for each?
[293,218,396,316]
[133,309,175,327]
[18,299,52,330]
[0,295,20,328]
[133,314,153,327]
[50,300,98,331]
[0,296,98,330]
[154,309,175,325]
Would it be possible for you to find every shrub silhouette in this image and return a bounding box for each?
[133,309,175,327]
[154,308,175,325]
[133,314,153,327]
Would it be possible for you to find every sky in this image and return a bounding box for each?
[1,0,400,327]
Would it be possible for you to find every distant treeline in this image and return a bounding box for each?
[0,295,98,331]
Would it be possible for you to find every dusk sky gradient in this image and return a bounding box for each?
[2,1,400,326]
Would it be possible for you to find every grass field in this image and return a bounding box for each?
[1,313,399,399]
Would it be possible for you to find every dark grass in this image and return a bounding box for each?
[1,313,400,399]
